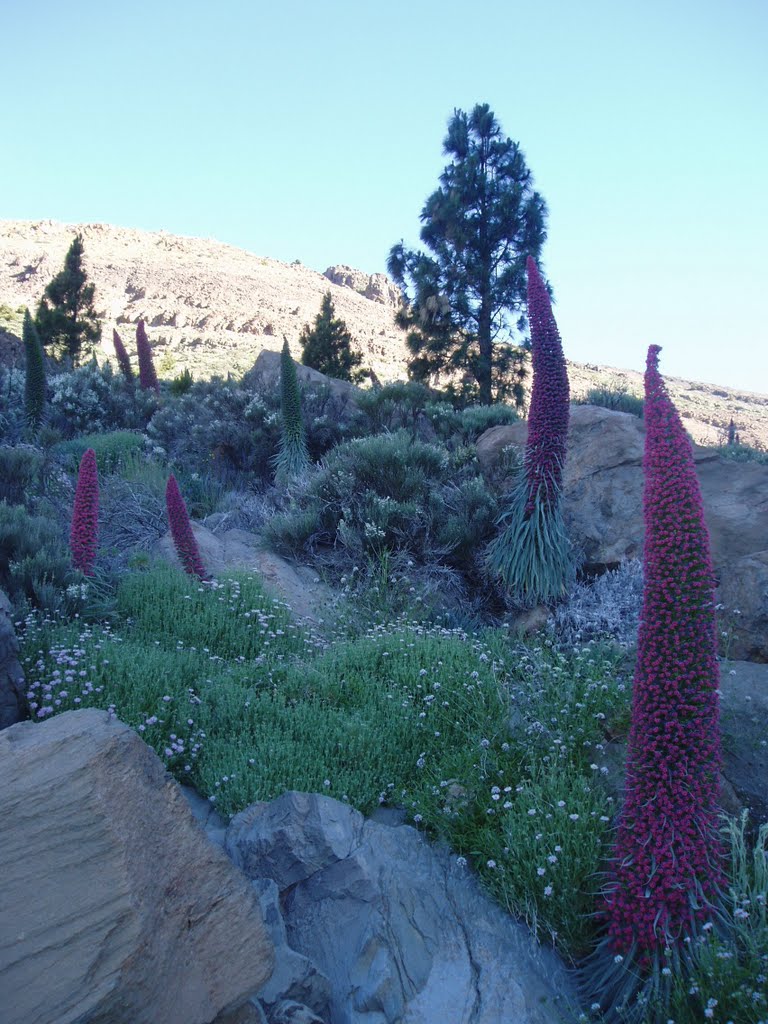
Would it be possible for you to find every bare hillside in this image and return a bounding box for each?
[1,219,766,450]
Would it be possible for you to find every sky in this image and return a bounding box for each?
[2,0,767,391]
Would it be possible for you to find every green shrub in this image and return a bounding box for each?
[55,430,146,474]
[578,384,644,417]
[268,431,498,585]
[0,368,26,443]
[0,501,76,612]
[0,445,45,506]
[715,442,768,465]
[169,368,194,395]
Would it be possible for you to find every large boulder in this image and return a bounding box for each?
[0,588,27,730]
[477,405,768,659]
[0,709,274,1024]
[719,661,768,825]
[226,791,576,1024]
[245,350,362,414]
[154,524,333,622]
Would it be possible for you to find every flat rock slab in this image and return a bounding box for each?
[0,709,273,1024]
[155,524,333,623]
[226,792,576,1024]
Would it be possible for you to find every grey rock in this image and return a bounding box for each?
[719,661,768,824]
[268,1000,327,1024]
[251,877,332,1019]
[0,709,274,1024]
[227,792,576,1024]
[477,405,768,659]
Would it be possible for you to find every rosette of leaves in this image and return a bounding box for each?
[485,256,570,605]
[584,345,725,1022]
[166,473,207,580]
[70,448,99,575]
[23,309,46,429]
[273,339,309,486]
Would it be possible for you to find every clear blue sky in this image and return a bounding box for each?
[3,0,766,391]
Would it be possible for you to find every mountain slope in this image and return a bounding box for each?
[1,219,766,449]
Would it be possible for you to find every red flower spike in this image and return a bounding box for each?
[602,344,724,956]
[70,448,99,575]
[136,319,159,392]
[166,474,207,580]
[524,256,570,511]
[112,328,133,381]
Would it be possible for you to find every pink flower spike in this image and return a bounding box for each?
[70,448,99,575]
[166,474,207,580]
[136,319,159,392]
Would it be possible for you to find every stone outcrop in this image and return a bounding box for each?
[0,589,26,730]
[477,405,768,660]
[154,524,333,623]
[226,791,576,1024]
[718,661,768,824]
[323,265,401,308]
[0,709,274,1024]
[245,349,362,415]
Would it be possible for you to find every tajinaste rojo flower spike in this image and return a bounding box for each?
[136,319,159,392]
[112,328,134,382]
[584,344,724,1023]
[485,256,570,605]
[70,448,99,575]
[166,474,207,580]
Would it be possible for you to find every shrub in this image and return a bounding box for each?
[166,474,207,580]
[268,430,498,587]
[146,377,281,481]
[579,383,644,417]
[486,257,571,606]
[48,361,151,437]
[549,560,643,650]
[0,368,26,443]
[0,501,74,611]
[0,445,45,506]
[55,430,146,474]
[169,368,193,395]
[587,345,724,1021]
[70,449,99,575]
[715,441,768,465]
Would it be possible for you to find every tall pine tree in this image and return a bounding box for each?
[388,104,547,406]
[299,292,365,382]
[35,233,101,365]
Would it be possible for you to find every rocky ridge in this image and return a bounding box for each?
[1,219,767,449]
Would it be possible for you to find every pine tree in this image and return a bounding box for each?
[273,338,309,486]
[23,309,46,429]
[388,104,547,406]
[35,233,101,365]
[300,292,365,382]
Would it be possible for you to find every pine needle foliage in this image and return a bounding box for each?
[35,233,101,365]
[300,292,365,382]
[23,309,46,429]
[486,257,570,605]
[273,339,309,486]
